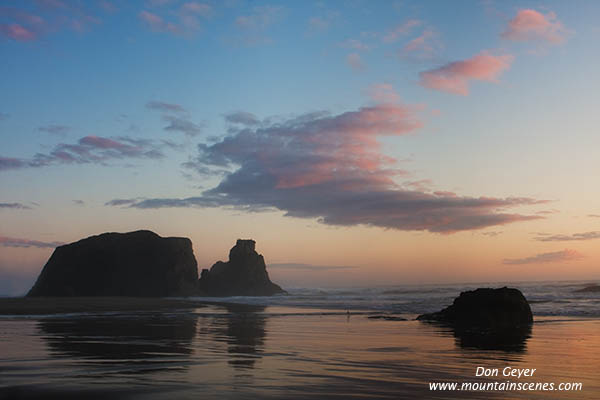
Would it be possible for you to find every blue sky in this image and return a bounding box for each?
[2,0,600,294]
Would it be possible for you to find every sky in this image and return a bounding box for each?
[1,0,599,295]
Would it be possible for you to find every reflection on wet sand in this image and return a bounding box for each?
[2,309,596,400]
[453,325,532,352]
[200,304,268,369]
[38,314,198,373]
[420,321,532,353]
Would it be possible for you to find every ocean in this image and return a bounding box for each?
[187,280,600,318]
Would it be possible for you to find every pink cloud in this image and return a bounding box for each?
[116,97,546,233]
[181,2,212,17]
[419,51,514,95]
[502,9,567,44]
[1,3,102,41]
[383,19,420,43]
[139,10,178,33]
[0,23,36,41]
[404,30,434,52]
[366,83,401,104]
[235,6,283,30]
[346,53,365,71]
[139,3,212,36]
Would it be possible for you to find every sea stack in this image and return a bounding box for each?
[198,239,285,296]
[27,230,198,297]
[417,287,533,328]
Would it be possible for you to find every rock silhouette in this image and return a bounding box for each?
[27,230,198,297]
[417,287,533,328]
[198,239,285,296]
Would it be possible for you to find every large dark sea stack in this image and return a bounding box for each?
[198,239,285,296]
[417,287,533,328]
[27,230,198,297]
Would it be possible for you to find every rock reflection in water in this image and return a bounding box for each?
[202,303,268,370]
[422,321,532,353]
[38,314,198,373]
[453,324,532,352]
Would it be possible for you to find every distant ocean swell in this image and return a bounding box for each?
[187,281,600,318]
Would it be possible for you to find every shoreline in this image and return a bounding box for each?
[0,296,207,316]
[1,296,598,323]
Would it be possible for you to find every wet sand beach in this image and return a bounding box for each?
[1,301,599,400]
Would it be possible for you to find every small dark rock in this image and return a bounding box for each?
[368,314,407,321]
[417,287,533,328]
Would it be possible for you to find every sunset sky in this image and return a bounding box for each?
[1,0,599,295]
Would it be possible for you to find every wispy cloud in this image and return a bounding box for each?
[0,202,32,210]
[146,101,187,113]
[107,97,545,233]
[0,236,64,249]
[481,231,502,237]
[0,2,101,42]
[163,115,203,136]
[0,6,44,41]
[224,111,260,126]
[400,29,442,61]
[0,112,9,121]
[139,2,212,36]
[503,249,583,265]
[139,10,178,33]
[104,198,140,206]
[340,39,370,51]
[1,135,168,171]
[346,53,365,71]
[229,5,284,46]
[502,9,567,44]
[382,19,420,43]
[146,100,202,136]
[306,9,338,34]
[419,51,513,95]
[38,124,70,136]
[0,23,37,41]
[235,6,283,30]
[534,231,600,242]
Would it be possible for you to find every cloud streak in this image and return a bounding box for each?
[146,101,186,113]
[0,236,64,249]
[503,249,583,265]
[0,202,32,210]
[382,19,420,43]
[38,124,70,136]
[163,115,202,136]
[268,263,358,271]
[419,51,513,95]
[0,3,101,41]
[1,135,167,171]
[107,100,545,233]
[534,231,600,242]
[139,2,211,35]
